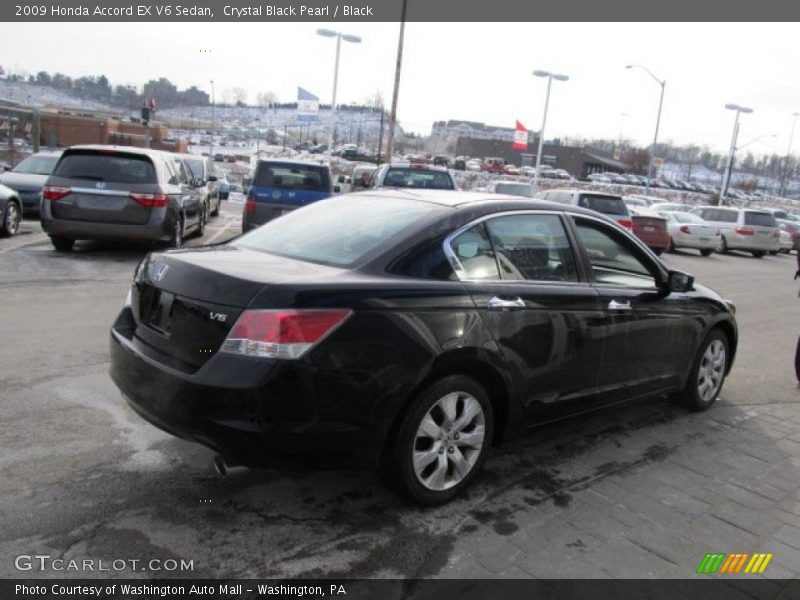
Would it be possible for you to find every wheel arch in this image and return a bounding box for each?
[377,348,517,469]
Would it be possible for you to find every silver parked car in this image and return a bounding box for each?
[40,145,206,251]
[691,206,780,257]
[659,211,721,256]
[0,150,62,215]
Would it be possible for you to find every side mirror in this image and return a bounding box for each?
[337,175,346,184]
[208,175,218,182]
[333,185,341,193]
[666,270,694,293]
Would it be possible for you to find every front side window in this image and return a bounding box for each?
[484,214,578,282]
[574,219,656,288]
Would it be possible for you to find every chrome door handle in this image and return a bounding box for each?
[608,300,632,310]
[487,296,526,309]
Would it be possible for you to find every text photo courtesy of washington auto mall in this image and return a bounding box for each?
[1,2,800,599]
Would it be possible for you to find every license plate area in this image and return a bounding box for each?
[143,290,175,335]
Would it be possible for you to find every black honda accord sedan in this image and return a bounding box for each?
[110,190,737,504]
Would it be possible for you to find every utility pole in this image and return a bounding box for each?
[385,0,408,163]
[377,107,385,165]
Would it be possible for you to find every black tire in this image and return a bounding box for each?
[719,236,729,254]
[673,329,729,412]
[768,250,778,255]
[752,251,765,258]
[653,247,664,256]
[668,238,676,253]
[1,200,21,237]
[700,248,713,257]
[211,195,220,217]
[50,235,74,251]
[170,216,184,248]
[195,203,207,238]
[384,375,494,505]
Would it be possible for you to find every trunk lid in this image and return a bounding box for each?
[131,246,344,370]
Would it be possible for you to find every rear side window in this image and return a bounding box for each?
[578,194,629,216]
[254,162,330,191]
[53,151,156,184]
[382,168,454,190]
[744,212,777,227]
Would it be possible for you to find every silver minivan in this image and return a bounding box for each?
[691,206,779,257]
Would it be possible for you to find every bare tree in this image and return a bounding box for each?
[255,91,278,107]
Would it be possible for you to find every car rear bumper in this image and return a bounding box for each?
[40,201,173,242]
[633,229,670,250]
[109,307,379,469]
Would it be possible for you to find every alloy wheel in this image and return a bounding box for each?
[412,391,486,491]
[4,202,20,235]
[697,339,726,403]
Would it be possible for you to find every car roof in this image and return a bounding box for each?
[64,144,170,160]
[353,189,614,219]
[255,158,328,168]
[545,188,623,199]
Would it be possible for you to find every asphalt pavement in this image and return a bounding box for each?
[1,204,799,580]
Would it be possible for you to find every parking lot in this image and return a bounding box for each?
[1,201,800,581]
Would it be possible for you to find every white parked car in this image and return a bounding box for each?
[488,180,534,198]
[659,211,721,256]
[691,206,780,257]
[466,160,482,172]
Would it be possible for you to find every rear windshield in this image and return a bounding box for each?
[233,196,440,267]
[495,183,533,197]
[254,162,330,191]
[53,151,156,184]
[382,168,455,190]
[183,158,207,180]
[744,212,777,227]
[578,194,629,216]
[12,154,59,175]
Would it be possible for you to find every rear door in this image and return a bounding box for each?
[48,149,159,225]
[448,211,609,422]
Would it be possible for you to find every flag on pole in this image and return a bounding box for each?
[512,120,528,150]
[297,87,319,123]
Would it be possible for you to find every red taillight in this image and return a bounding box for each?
[42,185,71,201]
[618,219,632,229]
[679,225,691,234]
[220,309,352,359]
[245,191,256,214]
[130,192,168,208]
[735,227,754,236]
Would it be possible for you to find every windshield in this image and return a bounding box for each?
[233,196,441,267]
[744,212,777,227]
[53,151,156,184]
[495,182,533,197]
[382,168,455,190]
[183,159,206,179]
[12,155,59,175]
[254,162,330,191]
[578,194,629,216]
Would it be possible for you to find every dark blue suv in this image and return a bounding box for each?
[243,159,334,231]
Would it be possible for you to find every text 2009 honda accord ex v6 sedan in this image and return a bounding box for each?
[110,190,737,504]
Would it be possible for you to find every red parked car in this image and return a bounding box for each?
[628,207,670,255]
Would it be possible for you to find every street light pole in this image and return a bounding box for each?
[781,112,800,198]
[531,70,568,195]
[720,103,753,202]
[317,28,361,156]
[209,79,215,158]
[626,65,665,195]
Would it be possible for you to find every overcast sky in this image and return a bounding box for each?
[1,22,799,154]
